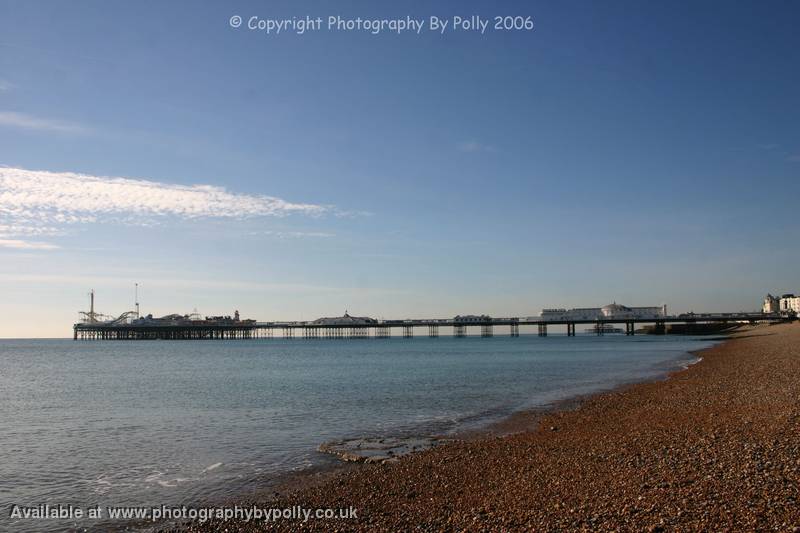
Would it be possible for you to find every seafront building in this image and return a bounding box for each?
[539,302,667,321]
[762,294,781,313]
[780,294,800,315]
[762,293,799,315]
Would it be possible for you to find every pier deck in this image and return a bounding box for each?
[73,313,786,340]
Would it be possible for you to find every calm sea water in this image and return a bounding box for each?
[1,334,718,531]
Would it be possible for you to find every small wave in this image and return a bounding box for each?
[156,477,190,488]
[203,462,223,472]
[144,471,163,483]
[145,471,193,488]
[681,356,703,369]
[92,475,113,494]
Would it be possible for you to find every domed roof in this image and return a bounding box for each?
[602,302,631,312]
[312,311,377,325]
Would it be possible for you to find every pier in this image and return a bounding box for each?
[72,293,791,341]
[74,312,787,340]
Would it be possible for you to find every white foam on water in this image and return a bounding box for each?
[145,471,193,488]
[90,474,113,494]
[203,462,223,472]
[144,471,163,483]
[682,356,703,369]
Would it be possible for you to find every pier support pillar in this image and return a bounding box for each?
[538,324,548,337]
[481,324,493,337]
[454,324,466,338]
[654,321,666,335]
[403,325,413,338]
[428,325,438,338]
[350,327,367,339]
[510,323,519,337]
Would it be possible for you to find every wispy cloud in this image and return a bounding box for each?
[0,111,89,134]
[787,154,800,162]
[0,224,65,237]
[0,238,60,250]
[0,80,13,92]
[0,222,65,252]
[457,140,496,153]
[334,209,374,218]
[0,166,334,250]
[0,166,329,220]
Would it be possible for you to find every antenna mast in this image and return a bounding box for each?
[135,283,140,318]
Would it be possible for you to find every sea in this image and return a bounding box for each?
[0,334,719,531]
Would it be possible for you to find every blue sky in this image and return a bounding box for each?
[1,0,799,337]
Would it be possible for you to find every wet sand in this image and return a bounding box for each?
[179,322,800,532]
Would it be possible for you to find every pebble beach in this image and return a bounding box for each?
[180,322,800,532]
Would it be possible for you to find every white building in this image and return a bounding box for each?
[540,302,667,321]
[779,294,800,315]
[762,294,780,314]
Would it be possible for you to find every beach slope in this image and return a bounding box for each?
[185,323,800,532]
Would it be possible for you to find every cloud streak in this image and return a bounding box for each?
[0,166,334,250]
[0,111,89,134]
[0,166,329,220]
[0,223,65,236]
[0,238,60,250]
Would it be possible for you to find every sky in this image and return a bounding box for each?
[1,0,799,337]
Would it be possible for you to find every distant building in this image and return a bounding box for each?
[780,294,800,315]
[762,294,780,314]
[764,292,800,315]
[540,302,667,321]
[312,312,377,326]
[131,312,255,326]
[453,314,492,323]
